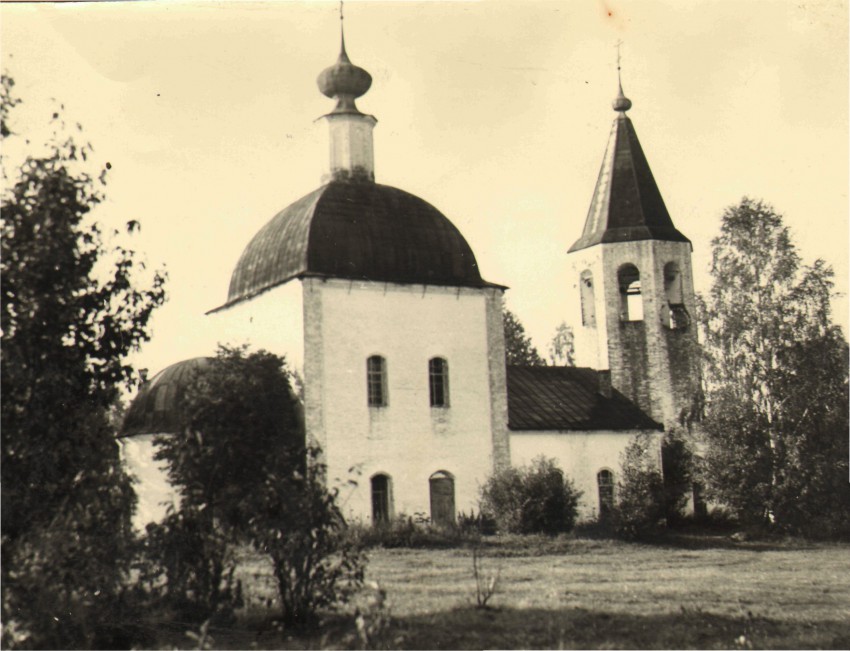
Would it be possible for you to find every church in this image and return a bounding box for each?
[120,24,700,528]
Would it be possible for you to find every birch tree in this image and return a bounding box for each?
[701,198,849,535]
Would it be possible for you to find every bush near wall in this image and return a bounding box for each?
[613,434,666,540]
[481,457,582,536]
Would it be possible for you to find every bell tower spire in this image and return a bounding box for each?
[316,1,377,182]
[566,56,701,429]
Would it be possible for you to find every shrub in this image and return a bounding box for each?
[347,581,397,650]
[345,512,481,549]
[137,508,241,623]
[151,347,363,628]
[2,504,139,650]
[614,433,666,539]
[248,448,365,627]
[481,457,582,535]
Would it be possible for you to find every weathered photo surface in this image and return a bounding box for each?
[3,2,848,649]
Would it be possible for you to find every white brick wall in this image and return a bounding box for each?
[509,429,662,520]
[208,280,306,374]
[306,277,507,523]
[119,434,178,529]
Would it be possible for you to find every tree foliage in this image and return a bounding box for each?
[150,346,363,627]
[614,433,666,539]
[701,198,850,536]
[548,321,575,366]
[503,308,546,366]
[480,457,582,535]
[1,74,166,648]
[248,447,365,627]
[154,346,304,530]
[660,429,697,525]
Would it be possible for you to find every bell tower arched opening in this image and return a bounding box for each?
[663,262,690,330]
[618,264,643,322]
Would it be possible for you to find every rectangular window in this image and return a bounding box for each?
[429,357,449,407]
[367,355,386,407]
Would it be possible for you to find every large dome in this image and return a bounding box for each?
[221,180,495,310]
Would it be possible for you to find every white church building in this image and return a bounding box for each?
[121,27,699,528]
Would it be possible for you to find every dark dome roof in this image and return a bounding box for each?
[121,357,211,437]
[121,357,307,440]
[220,180,496,310]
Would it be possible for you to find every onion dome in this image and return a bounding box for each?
[612,82,632,113]
[568,86,689,253]
[317,31,372,114]
[215,181,500,311]
[120,357,211,437]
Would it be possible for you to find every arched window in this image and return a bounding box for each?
[597,469,615,517]
[429,471,455,526]
[663,262,690,330]
[367,355,387,407]
[618,264,643,322]
[371,473,392,524]
[429,357,449,407]
[580,270,596,327]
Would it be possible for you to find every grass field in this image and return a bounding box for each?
[160,534,850,649]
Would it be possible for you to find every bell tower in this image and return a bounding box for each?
[566,73,700,430]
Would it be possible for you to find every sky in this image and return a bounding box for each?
[3,0,848,379]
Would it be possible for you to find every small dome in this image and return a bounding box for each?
[121,358,211,437]
[612,85,632,112]
[317,39,372,113]
[121,357,307,440]
[221,180,494,310]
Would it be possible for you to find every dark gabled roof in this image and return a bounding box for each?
[568,114,690,253]
[215,180,499,312]
[506,365,661,431]
[120,357,211,437]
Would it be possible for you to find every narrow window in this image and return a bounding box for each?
[618,264,643,322]
[371,474,391,524]
[663,262,690,330]
[429,357,449,407]
[597,469,615,518]
[429,471,456,526]
[367,355,387,407]
[580,270,596,327]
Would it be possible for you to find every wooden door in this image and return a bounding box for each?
[429,472,455,527]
